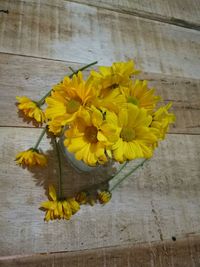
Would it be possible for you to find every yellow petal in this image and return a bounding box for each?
[45,210,51,222]
[123,142,136,160]
[91,107,103,127]
[113,139,124,162]
[63,201,72,220]
[49,185,57,201]
[40,201,54,210]
[67,198,80,214]
[58,202,64,218]
[97,131,107,142]
[118,109,128,127]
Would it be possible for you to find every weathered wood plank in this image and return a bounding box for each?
[0,127,200,256]
[65,0,200,30]
[1,237,200,267]
[0,53,199,134]
[0,0,200,78]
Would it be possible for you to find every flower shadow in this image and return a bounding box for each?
[16,108,42,128]
[29,140,111,199]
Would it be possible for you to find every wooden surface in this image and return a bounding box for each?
[1,237,200,267]
[0,127,200,257]
[66,0,200,29]
[0,53,200,134]
[0,0,200,78]
[0,0,200,266]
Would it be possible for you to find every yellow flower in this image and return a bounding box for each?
[94,87,126,114]
[151,103,176,140]
[112,104,158,162]
[15,149,47,167]
[40,185,72,221]
[64,107,119,166]
[98,191,112,204]
[67,198,80,214]
[121,80,161,113]
[45,72,96,134]
[89,60,140,95]
[47,117,65,135]
[16,96,45,123]
[75,192,97,206]
[76,192,87,204]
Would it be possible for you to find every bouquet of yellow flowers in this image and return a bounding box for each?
[15,60,175,222]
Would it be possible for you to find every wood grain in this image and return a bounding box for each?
[65,0,200,30]
[0,0,200,264]
[1,237,200,267]
[0,0,200,78]
[0,127,200,256]
[0,53,199,134]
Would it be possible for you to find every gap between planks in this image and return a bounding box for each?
[0,128,200,256]
[0,236,200,266]
[0,0,200,79]
[0,51,200,81]
[0,125,200,136]
[64,0,200,31]
[0,53,200,134]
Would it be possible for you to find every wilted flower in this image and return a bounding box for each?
[15,149,47,167]
[16,96,45,123]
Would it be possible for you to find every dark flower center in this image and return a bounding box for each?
[66,99,81,114]
[120,127,135,142]
[85,126,98,143]
[127,96,139,106]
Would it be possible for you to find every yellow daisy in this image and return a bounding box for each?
[15,149,47,167]
[64,107,120,166]
[94,87,126,114]
[47,116,66,135]
[67,198,80,214]
[121,80,161,113]
[89,60,140,95]
[112,104,158,162]
[98,191,112,204]
[151,103,176,140]
[16,96,45,123]
[45,72,96,134]
[76,192,88,204]
[40,185,73,221]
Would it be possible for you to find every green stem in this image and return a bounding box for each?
[110,161,128,179]
[37,61,98,106]
[54,138,62,199]
[109,159,148,192]
[69,66,76,74]
[33,127,46,150]
[70,61,98,75]
[82,161,128,193]
[37,90,53,107]
[102,161,128,184]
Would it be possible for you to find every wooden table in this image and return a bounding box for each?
[0,0,200,266]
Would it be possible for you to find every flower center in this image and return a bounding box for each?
[127,96,139,106]
[120,127,136,142]
[66,99,81,114]
[85,126,98,143]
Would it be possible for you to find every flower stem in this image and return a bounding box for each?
[71,61,98,74]
[110,161,128,179]
[109,159,148,192]
[33,127,46,150]
[54,138,62,199]
[37,61,98,106]
[36,90,53,107]
[69,66,76,74]
[101,161,128,184]
[82,161,128,193]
